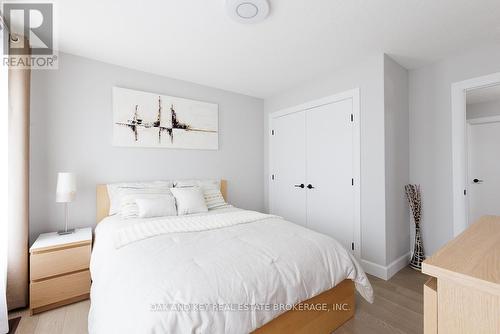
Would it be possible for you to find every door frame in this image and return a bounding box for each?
[268,88,361,259]
[451,72,500,236]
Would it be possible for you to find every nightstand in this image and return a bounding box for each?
[29,227,92,315]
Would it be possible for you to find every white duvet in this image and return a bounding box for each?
[89,207,373,334]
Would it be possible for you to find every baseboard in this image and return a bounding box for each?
[361,252,410,280]
[386,252,411,279]
[361,259,389,280]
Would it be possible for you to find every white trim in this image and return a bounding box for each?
[351,89,361,261]
[360,260,388,280]
[466,122,472,227]
[467,115,500,125]
[269,89,358,119]
[386,252,411,279]
[361,252,410,280]
[451,72,500,237]
[267,88,362,260]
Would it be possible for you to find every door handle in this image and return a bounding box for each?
[307,184,315,189]
[294,184,305,188]
[473,178,484,184]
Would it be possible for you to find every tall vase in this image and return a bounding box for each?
[409,223,425,270]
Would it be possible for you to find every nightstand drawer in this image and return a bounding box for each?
[31,244,91,280]
[30,270,91,309]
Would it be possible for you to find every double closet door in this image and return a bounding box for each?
[270,98,357,253]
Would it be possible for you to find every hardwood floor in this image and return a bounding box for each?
[9,267,428,334]
[9,300,89,334]
[336,267,428,334]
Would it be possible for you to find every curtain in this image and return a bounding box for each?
[0,28,9,334]
[6,34,30,310]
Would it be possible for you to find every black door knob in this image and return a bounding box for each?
[473,178,483,184]
[307,184,314,189]
[294,184,305,188]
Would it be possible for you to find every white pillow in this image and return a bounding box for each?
[202,187,227,209]
[170,187,208,215]
[117,186,173,218]
[136,196,177,218]
[107,181,173,215]
[174,179,220,188]
[174,179,227,209]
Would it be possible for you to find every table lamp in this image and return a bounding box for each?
[56,172,76,235]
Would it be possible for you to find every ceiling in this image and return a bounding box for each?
[11,0,500,97]
[467,84,500,105]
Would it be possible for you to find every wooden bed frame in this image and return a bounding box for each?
[95,180,355,333]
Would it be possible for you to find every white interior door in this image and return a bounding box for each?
[270,111,307,226]
[468,119,500,224]
[306,99,354,251]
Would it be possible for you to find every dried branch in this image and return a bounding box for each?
[405,184,421,225]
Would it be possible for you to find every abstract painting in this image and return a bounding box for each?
[112,87,218,149]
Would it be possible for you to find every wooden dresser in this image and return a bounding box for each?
[29,228,92,315]
[422,216,500,333]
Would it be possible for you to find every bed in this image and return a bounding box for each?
[89,180,373,333]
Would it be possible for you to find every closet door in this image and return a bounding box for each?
[270,111,307,226]
[306,99,354,250]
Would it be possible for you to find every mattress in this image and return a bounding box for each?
[88,207,373,333]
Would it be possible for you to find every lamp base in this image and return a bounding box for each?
[57,228,75,235]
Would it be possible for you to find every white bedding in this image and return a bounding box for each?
[114,210,279,248]
[89,207,373,334]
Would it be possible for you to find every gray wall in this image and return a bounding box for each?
[264,54,389,268]
[409,43,500,256]
[30,52,264,243]
[383,55,410,265]
[467,99,500,119]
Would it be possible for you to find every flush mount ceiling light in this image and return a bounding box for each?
[227,0,270,24]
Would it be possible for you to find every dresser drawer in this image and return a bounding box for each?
[30,270,91,309]
[30,244,91,280]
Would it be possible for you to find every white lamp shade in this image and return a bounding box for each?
[56,172,77,203]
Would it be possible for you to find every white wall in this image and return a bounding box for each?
[264,54,389,271]
[30,52,264,243]
[384,55,410,266]
[409,43,500,256]
[467,99,500,119]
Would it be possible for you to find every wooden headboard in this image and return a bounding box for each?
[96,180,227,223]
